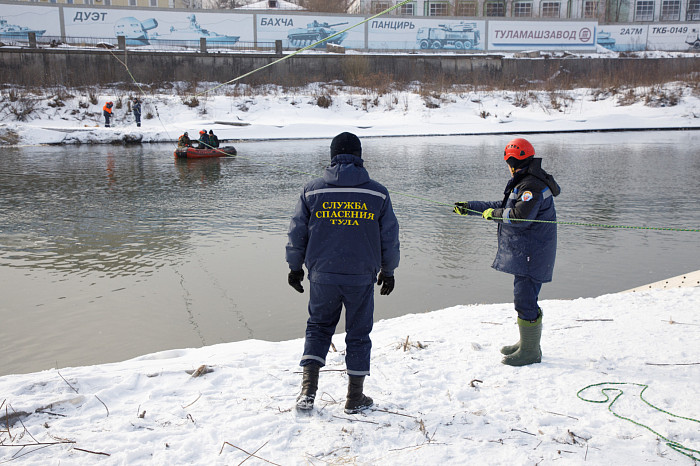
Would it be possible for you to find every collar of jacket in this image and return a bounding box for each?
[330,153,363,167]
[504,158,560,197]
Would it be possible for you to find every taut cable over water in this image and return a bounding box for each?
[107,0,412,144]
[104,5,699,234]
[190,147,700,234]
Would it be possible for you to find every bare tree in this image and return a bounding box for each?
[605,0,628,22]
[216,0,241,8]
[299,0,349,13]
[176,0,203,9]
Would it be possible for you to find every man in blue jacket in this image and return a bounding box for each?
[286,132,400,413]
[454,138,560,367]
[132,98,141,127]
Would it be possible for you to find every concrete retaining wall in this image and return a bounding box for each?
[1,48,699,87]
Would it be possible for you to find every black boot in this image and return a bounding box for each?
[344,375,373,414]
[296,365,319,411]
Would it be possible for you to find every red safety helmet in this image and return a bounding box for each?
[504,138,535,161]
[199,130,206,135]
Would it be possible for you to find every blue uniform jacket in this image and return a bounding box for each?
[286,154,400,286]
[469,158,560,283]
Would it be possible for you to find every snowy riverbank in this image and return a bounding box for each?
[1,79,699,146]
[1,286,699,465]
[2,76,700,464]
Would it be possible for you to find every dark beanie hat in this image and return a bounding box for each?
[330,132,362,159]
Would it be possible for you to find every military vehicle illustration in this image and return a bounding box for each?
[596,31,616,50]
[149,14,239,46]
[416,22,480,50]
[287,20,348,48]
[0,17,46,40]
[114,17,158,46]
[686,28,700,50]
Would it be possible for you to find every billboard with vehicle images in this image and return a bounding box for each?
[64,7,253,47]
[4,1,698,53]
[0,3,61,39]
[256,14,365,49]
[595,24,648,52]
[368,18,486,51]
[646,23,700,51]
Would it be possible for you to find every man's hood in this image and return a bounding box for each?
[525,158,561,197]
[323,154,370,187]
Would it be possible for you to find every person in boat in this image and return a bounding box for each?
[197,129,211,149]
[132,98,141,128]
[286,132,400,415]
[178,132,192,147]
[103,101,113,128]
[208,130,219,148]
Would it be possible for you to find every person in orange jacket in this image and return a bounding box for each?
[103,101,113,127]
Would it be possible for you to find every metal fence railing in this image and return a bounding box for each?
[2,34,279,53]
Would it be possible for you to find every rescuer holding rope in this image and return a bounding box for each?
[454,138,560,366]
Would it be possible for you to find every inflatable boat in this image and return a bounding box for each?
[174,146,236,159]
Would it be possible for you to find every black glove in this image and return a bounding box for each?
[453,202,469,216]
[377,272,395,296]
[288,269,304,293]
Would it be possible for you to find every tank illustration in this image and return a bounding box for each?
[149,15,239,46]
[0,17,46,40]
[686,28,700,50]
[114,17,158,46]
[596,31,617,50]
[287,20,349,48]
[416,22,480,50]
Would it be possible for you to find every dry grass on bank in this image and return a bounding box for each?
[0,63,697,124]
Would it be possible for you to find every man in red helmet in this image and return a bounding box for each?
[197,129,211,149]
[453,138,560,366]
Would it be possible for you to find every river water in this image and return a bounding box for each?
[1,131,699,376]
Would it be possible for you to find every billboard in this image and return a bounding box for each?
[0,4,61,39]
[596,25,648,52]
[64,8,253,46]
[646,23,700,51]
[368,18,486,51]
[256,14,365,49]
[7,2,697,53]
[488,21,597,51]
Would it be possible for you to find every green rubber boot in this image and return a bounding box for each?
[500,340,520,356]
[501,313,542,367]
[500,309,542,356]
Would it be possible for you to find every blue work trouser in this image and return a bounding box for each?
[300,282,374,376]
[513,275,542,321]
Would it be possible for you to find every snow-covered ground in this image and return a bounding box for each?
[2,76,699,464]
[0,287,699,465]
[1,78,698,146]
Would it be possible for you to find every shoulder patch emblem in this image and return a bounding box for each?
[521,191,533,202]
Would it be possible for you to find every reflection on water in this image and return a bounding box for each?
[1,132,699,376]
[175,157,223,185]
[1,147,191,277]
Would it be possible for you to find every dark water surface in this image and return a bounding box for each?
[1,131,699,376]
